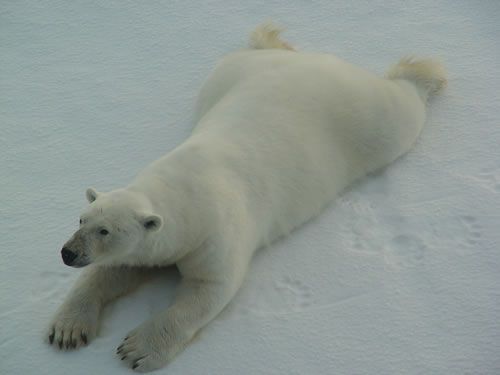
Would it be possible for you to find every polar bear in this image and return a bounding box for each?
[46,23,446,372]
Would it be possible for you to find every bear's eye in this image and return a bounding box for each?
[79,219,82,225]
[99,229,109,236]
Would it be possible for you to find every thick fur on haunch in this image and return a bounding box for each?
[46,23,446,372]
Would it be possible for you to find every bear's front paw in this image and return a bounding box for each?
[46,302,100,350]
[116,318,190,372]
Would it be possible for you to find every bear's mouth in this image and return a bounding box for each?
[63,255,91,268]
[70,260,91,268]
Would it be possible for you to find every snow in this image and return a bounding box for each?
[1,1,499,374]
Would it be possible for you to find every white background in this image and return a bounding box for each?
[1,1,499,374]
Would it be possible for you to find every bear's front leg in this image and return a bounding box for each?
[117,260,248,372]
[46,265,151,350]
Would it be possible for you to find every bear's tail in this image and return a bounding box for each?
[386,57,447,101]
[249,22,295,51]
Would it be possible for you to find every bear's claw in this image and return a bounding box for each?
[45,302,99,351]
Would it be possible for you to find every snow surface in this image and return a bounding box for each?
[1,1,499,374]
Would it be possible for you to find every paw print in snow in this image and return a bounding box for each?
[475,168,500,193]
[275,276,313,311]
[459,215,482,248]
[384,234,426,268]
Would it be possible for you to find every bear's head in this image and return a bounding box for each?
[60,187,163,267]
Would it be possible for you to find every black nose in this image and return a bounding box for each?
[61,248,77,265]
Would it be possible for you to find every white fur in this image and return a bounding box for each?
[249,21,295,50]
[46,23,446,372]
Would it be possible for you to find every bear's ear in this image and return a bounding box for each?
[140,214,163,232]
[86,187,100,203]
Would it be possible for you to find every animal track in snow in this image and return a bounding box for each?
[340,210,383,256]
[352,235,366,252]
[236,275,314,315]
[275,276,313,311]
[350,228,381,255]
[384,234,426,268]
[474,168,500,193]
[458,215,482,248]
